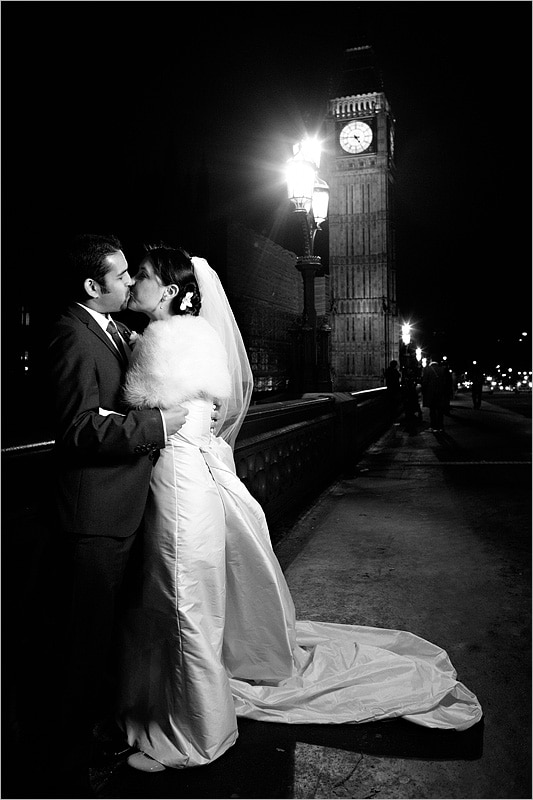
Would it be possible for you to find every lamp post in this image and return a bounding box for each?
[286,138,330,393]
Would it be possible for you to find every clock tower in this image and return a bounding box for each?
[322,46,399,390]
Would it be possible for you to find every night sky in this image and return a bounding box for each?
[3,1,532,372]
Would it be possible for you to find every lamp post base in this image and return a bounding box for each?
[317,324,332,392]
[289,322,332,395]
[289,323,315,395]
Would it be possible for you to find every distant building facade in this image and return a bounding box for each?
[224,223,303,396]
[322,46,399,390]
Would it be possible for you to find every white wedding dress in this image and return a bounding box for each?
[118,286,482,771]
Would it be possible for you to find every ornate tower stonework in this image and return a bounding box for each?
[322,46,399,390]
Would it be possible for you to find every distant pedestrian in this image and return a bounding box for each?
[384,359,401,420]
[452,371,459,399]
[471,364,484,409]
[443,364,454,416]
[421,356,448,432]
[401,367,422,430]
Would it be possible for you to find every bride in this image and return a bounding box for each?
[117,244,482,772]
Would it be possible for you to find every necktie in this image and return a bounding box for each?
[106,320,128,364]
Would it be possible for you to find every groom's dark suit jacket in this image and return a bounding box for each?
[48,303,165,537]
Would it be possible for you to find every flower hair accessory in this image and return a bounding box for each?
[180,291,193,312]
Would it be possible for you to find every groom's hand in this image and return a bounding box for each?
[162,405,189,436]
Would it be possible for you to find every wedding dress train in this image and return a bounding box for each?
[118,397,482,769]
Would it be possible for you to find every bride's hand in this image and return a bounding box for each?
[162,405,189,436]
[211,400,220,434]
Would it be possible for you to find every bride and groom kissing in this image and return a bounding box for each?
[48,233,482,798]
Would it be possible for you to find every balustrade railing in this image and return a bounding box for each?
[2,389,389,539]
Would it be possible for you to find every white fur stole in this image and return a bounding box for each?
[124,316,231,409]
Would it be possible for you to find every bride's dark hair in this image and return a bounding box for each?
[143,242,201,316]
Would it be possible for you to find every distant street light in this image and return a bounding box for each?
[399,322,415,372]
[286,137,330,392]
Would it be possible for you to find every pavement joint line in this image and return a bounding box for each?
[361,460,531,466]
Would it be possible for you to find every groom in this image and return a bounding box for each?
[47,234,189,797]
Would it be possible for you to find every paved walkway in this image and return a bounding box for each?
[274,394,531,799]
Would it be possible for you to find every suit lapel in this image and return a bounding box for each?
[68,304,126,364]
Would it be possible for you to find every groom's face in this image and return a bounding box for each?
[94,250,133,314]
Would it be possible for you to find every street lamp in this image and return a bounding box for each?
[399,322,411,372]
[286,137,330,392]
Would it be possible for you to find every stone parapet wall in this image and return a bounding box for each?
[2,391,389,544]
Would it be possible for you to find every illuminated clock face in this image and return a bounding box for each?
[339,120,373,154]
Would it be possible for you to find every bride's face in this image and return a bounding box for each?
[128,257,165,318]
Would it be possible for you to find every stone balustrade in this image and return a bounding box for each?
[1,389,389,543]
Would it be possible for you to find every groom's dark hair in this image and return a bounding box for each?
[143,242,201,317]
[65,233,123,299]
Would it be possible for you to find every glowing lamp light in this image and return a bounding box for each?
[293,136,322,169]
[286,156,315,213]
[401,323,411,346]
[312,176,330,228]
[415,347,422,361]
[287,138,329,224]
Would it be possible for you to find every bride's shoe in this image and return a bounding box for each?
[127,752,166,772]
